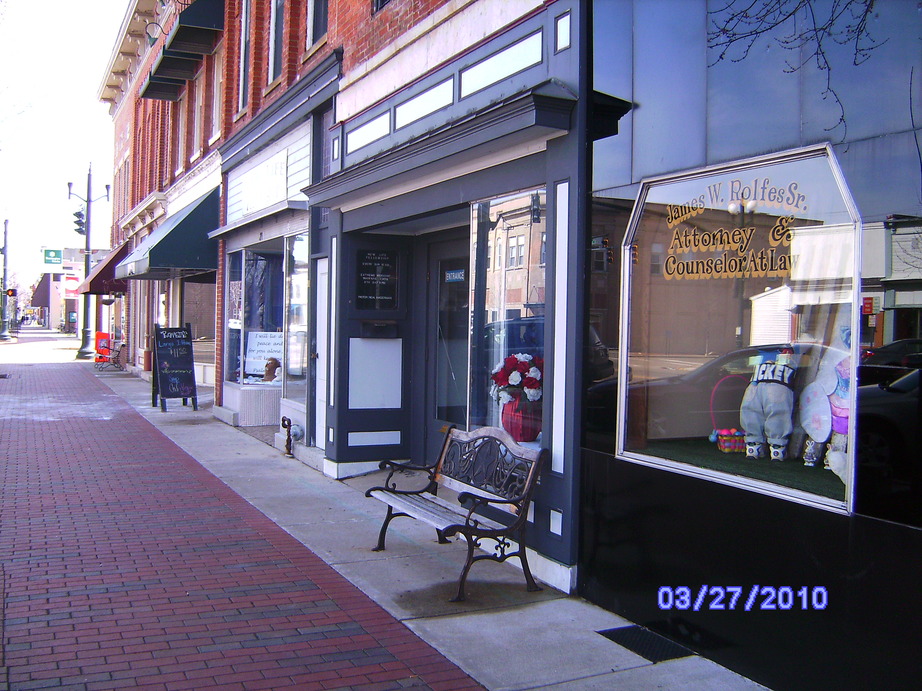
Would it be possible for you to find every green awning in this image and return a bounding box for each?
[115,188,219,281]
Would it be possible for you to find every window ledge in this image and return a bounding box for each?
[263,76,283,99]
[302,35,328,65]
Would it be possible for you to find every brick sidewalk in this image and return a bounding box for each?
[0,362,480,690]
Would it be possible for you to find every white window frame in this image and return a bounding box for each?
[238,0,251,111]
[268,0,285,84]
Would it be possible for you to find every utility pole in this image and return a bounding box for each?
[0,219,10,341]
[68,165,110,359]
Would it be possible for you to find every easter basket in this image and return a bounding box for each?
[708,374,748,453]
[715,429,746,453]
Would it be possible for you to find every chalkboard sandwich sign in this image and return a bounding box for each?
[152,323,198,412]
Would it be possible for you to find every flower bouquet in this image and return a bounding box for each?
[491,353,544,441]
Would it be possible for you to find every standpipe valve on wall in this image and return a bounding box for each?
[280,417,305,458]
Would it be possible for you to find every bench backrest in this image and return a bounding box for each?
[435,426,545,516]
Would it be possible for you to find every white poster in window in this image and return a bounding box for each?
[245,331,284,378]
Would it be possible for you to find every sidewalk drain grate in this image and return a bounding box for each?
[597,625,694,663]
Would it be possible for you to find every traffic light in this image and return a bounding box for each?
[601,237,615,264]
[74,209,86,235]
[4,288,16,297]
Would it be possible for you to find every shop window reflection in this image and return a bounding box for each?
[284,233,310,402]
[618,149,859,506]
[224,247,285,385]
[470,190,547,442]
[854,220,922,527]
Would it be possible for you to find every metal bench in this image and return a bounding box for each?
[365,425,547,601]
[94,341,125,371]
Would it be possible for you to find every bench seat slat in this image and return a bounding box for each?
[367,489,505,532]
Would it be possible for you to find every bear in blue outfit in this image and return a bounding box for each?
[740,346,799,461]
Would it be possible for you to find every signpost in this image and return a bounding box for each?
[151,323,198,412]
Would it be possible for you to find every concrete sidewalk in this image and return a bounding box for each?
[1,328,766,689]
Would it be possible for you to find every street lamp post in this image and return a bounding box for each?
[729,199,757,348]
[0,219,11,341]
[68,165,110,359]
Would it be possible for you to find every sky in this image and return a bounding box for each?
[0,0,128,289]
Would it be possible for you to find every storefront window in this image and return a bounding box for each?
[224,247,285,385]
[618,147,858,506]
[470,189,547,443]
[225,251,243,382]
[284,233,310,402]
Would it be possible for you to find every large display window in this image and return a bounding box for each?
[224,246,285,385]
[618,146,859,507]
[469,189,547,444]
[284,233,310,402]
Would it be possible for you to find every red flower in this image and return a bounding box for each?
[523,376,540,389]
[492,369,510,387]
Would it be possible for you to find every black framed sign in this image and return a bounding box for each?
[356,249,399,311]
[152,323,198,412]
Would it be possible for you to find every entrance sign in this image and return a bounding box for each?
[44,249,62,265]
[152,323,198,412]
[356,249,398,310]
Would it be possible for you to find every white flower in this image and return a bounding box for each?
[525,386,542,402]
[526,366,541,381]
[514,353,533,362]
[491,360,504,374]
[498,390,514,405]
[508,371,522,386]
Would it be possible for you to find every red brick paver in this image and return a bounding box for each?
[0,361,480,690]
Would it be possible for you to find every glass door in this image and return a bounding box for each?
[424,239,470,459]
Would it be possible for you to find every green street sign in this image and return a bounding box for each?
[44,249,62,265]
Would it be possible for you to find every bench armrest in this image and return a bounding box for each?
[365,460,439,498]
[455,491,530,526]
[376,458,438,473]
[458,490,529,506]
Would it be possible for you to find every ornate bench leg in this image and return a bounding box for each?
[436,529,451,544]
[450,534,477,602]
[518,529,542,592]
[373,505,401,551]
[519,547,542,592]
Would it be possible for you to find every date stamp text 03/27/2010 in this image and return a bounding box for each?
[657,585,828,611]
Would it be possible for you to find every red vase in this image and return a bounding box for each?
[501,400,542,442]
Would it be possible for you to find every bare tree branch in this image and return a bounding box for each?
[707,0,887,139]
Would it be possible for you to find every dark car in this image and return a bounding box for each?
[624,343,842,441]
[857,368,919,470]
[482,317,615,382]
[855,369,921,526]
[861,338,922,366]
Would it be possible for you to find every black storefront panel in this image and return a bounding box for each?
[578,449,922,690]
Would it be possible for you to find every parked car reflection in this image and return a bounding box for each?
[588,344,864,442]
[483,316,615,382]
[627,344,838,441]
[861,338,922,366]
[855,368,922,527]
